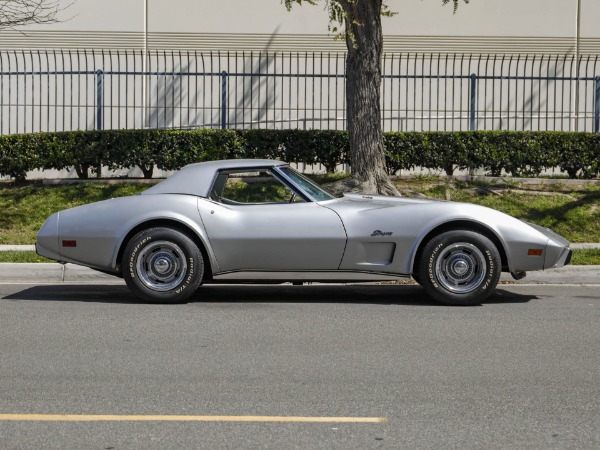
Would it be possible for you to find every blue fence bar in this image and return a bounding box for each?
[1,50,599,135]
[595,76,600,134]
[469,73,477,131]
[95,69,103,131]
[221,70,227,130]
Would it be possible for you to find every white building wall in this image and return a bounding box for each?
[1,1,599,179]
[0,0,598,54]
[2,1,599,137]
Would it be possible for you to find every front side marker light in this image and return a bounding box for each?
[528,249,543,256]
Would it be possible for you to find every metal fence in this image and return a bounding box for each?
[1,50,599,135]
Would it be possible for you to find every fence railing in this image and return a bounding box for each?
[1,50,599,135]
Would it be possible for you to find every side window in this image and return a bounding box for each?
[210,170,306,204]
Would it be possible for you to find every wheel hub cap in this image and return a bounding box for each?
[435,243,487,294]
[152,254,173,275]
[452,259,469,276]
[136,241,188,292]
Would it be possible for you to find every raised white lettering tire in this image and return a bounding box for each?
[418,230,501,306]
[123,227,204,303]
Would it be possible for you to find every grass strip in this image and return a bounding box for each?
[1,179,599,244]
[0,251,52,263]
[569,249,600,265]
[0,183,148,245]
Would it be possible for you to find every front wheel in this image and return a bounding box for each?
[123,227,204,303]
[417,230,501,306]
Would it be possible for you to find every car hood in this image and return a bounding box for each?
[319,192,542,243]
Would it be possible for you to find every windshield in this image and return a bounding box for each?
[277,166,335,201]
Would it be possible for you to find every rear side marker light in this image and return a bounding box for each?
[528,249,543,256]
[62,240,77,247]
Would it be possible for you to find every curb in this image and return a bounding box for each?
[0,245,37,251]
[1,263,599,285]
[0,263,121,283]
[570,243,600,249]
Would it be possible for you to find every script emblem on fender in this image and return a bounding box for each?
[371,230,393,237]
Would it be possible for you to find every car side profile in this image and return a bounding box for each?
[36,159,572,305]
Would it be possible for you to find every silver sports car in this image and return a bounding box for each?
[36,159,572,305]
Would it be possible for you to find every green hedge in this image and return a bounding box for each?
[1,129,599,180]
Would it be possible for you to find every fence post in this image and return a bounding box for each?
[595,77,600,134]
[96,69,103,130]
[221,70,227,129]
[469,73,477,131]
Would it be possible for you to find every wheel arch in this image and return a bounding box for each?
[411,220,509,276]
[114,218,214,280]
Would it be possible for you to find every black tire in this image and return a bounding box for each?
[122,227,204,303]
[417,230,501,306]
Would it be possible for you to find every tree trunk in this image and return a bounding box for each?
[139,164,154,179]
[338,0,399,196]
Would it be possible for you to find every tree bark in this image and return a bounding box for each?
[337,0,399,196]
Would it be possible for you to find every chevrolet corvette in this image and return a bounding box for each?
[36,159,571,305]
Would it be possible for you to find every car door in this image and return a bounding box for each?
[197,169,347,272]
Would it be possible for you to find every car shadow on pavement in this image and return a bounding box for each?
[2,284,144,304]
[2,284,536,306]
[191,284,536,306]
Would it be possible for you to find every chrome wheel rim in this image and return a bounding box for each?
[136,241,187,291]
[435,243,487,294]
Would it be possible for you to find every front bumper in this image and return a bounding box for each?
[553,247,572,268]
[524,222,571,269]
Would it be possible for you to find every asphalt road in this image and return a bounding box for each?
[1,282,599,449]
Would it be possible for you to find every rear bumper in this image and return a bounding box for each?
[36,212,61,261]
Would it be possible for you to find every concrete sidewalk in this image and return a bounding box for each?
[0,263,120,282]
[0,262,598,285]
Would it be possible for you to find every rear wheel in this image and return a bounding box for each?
[417,230,501,306]
[123,227,204,303]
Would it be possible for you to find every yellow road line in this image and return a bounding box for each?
[0,414,387,423]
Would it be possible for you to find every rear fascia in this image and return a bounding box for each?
[36,212,62,261]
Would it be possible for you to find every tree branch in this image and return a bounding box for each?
[0,0,71,30]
